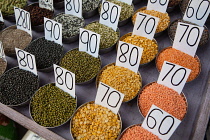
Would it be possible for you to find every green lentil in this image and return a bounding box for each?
[54,13,85,39]
[0,58,6,76]
[85,21,119,49]
[0,0,27,16]
[30,83,76,127]
[83,0,100,13]
[59,48,101,83]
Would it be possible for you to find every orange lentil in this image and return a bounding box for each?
[138,82,187,120]
[156,47,200,82]
[132,7,170,33]
[120,125,160,140]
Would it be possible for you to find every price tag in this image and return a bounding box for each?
[23,131,45,140]
[65,0,82,18]
[157,61,191,94]
[44,18,62,45]
[183,0,210,27]
[118,0,132,5]
[15,48,38,76]
[116,41,143,73]
[173,22,204,57]
[99,1,121,31]
[95,82,124,114]
[0,42,5,59]
[142,105,181,140]
[0,10,4,22]
[79,28,100,58]
[14,7,32,37]
[53,64,75,98]
[39,0,54,11]
[133,12,159,40]
[147,0,169,13]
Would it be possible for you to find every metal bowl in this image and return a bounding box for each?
[117,124,142,140]
[83,1,100,19]
[54,0,64,9]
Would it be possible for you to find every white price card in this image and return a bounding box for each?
[0,42,5,59]
[183,0,210,27]
[53,64,76,98]
[118,0,132,5]
[157,61,191,94]
[44,18,62,45]
[133,12,159,40]
[39,0,54,11]
[116,41,143,73]
[99,1,121,31]
[79,28,100,58]
[95,82,124,114]
[147,0,169,13]
[65,0,82,18]
[15,48,38,76]
[14,7,32,37]
[22,131,46,140]
[173,22,204,57]
[0,10,4,22]
[142,105,181,140]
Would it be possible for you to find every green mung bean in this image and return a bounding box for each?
[83,0,100,13]
[30,83,76,127]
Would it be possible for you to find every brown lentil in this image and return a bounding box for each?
[120,125,160,140]
[132,7,170,33]
[121,33,158,64]
[98,63,142,102]
[156,47,200,82]
[139,82,187,120]
[71,102,121,140]
[168,19,209,46]
[0,58,6,76]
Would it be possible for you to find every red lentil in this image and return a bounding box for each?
[138,82,187,120]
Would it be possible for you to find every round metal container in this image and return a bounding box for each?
[0,66,39,107]
[29,83,77,128]
[70,101,122,140]
[83,2,100,19]
[119,32,159,65]
[96,63,142,102]
[117,124,142,140]
[54,0,64,9]
[137,81,188,120]
[155,46,201,82]
[59,48,102,85]
[0,57,8,76]
[166,5,176,13]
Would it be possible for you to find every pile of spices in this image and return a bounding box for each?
[99,0,134,22]
[120,125,160,140]
[0,68,38,106]
[24,37,63,69]
[84,21,119,50]
[24,3,54,26]
[156,47,200,82]
[98,64,142,102]
[0,0,27,16]
[168,0,182,7]
[139,82,187,120]
[30,83,76,127]
[0,22,4,31]
[168,19,209,46]
[54,13,85,39]
[0,26,32,56]
[59,48,101,83]
[121,33,158,64]
[132,7,170,33]
[71,102,121,139]
[83,0,100,13]
[0,58,7,76]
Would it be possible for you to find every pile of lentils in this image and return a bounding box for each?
[85,21,119,50]
[168,19,209,46]
[71,102,121,139]
[0,0,27,16]
[24,3,54,26]
[83,0,100,13]
[156,47,200,82]
[54,13,85,39]
[121,33,158,64]
[0,22,4,31]
[99,0,134,21]
[132,7,170,33]
[0,68,38,106]
[139,82,187,120]
[30,83,76,127]
[120,125,160,140]
[59,48,101,83]
[0,26,32,56]
[0,58,7,76]
[24,37,63,69]
[98,64,142,102]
